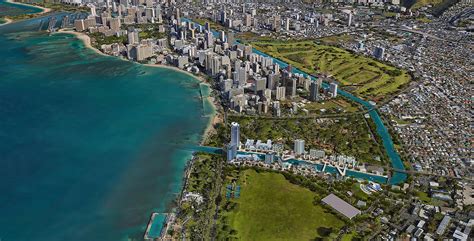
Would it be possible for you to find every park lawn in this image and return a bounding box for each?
[319,34,353,45]
[225,169,345,240]
[411,0,443,9]
[303,101,340,114]
[237,31,274,42]
[352,183,369,201]
[303,98,360,114]
[251,40,411,101]
[416,17,433,23]
[341,231,358,241]
[193,18,227,31]
[415,191,431,203]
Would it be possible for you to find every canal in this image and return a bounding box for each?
[182,18,407,185]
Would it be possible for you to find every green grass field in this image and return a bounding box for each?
[193,18,227,31]
[411,0,443,9]
[219,169,345,240]
[302,98,360,114]
[252,40,411,101]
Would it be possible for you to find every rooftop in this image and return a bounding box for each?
[322,193,361,219]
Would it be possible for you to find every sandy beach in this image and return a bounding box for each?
[201,110,222,145]
[6,0,52,14]
[144,63,210,82]
[56,29,111,57]
[59,30,211,87]
[0,17,13,26]
[59,29,209,84]
[58,29,220,144]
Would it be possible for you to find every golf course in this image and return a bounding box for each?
[252,40,411,101]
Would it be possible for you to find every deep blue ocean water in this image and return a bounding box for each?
[0,14,212,241]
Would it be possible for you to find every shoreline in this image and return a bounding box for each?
[0,17,13,26]
[0,0,52,26]
[57,30,221,146]
[5,0,52,14]
[56,30,110,57]
[58,28,222,238]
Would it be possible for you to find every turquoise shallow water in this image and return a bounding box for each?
[0,16,211,241]
[0,0,42,18]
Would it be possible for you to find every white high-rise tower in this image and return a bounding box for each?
[231,122,240,149]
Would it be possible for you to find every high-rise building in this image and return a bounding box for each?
[330,82,338,97]
[245,14,252,27]
[244,45,252,59]
[264,89,272,101]
[219,30,226,42]
[100,12,109,25]
[89,5,97,16]
[220,9,227,24]
[294,139,305,155]
[127,30,139,44]
[84,17,96,29]
[304,75,311,91]
[155,5,162,23]
[276,86,286,100]
[226,143,237,162]
[274,64,280,73]
[74,19,86,31]
[136,44,153,61]
[254,77,266,94]
[267,73,276,90]
[109,18,121,31]
[309,81,320,101]
[205,31,214,48]
[310,149,325,159]
[237,67,247,86]
[145,0,152,7]
[231,122,240,149]
[373,47,385,59]
[227,31,235,45]
[273,15,281,31]
[210,56,221,75]
[291,78,297,97]
[175,7,180,22]
[264,153,274,164]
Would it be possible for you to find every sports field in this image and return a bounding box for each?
[252,40,411,101]
[217,169,345,240]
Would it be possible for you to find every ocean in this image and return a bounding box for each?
[0,11,212,241]
[0,0,42,18]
